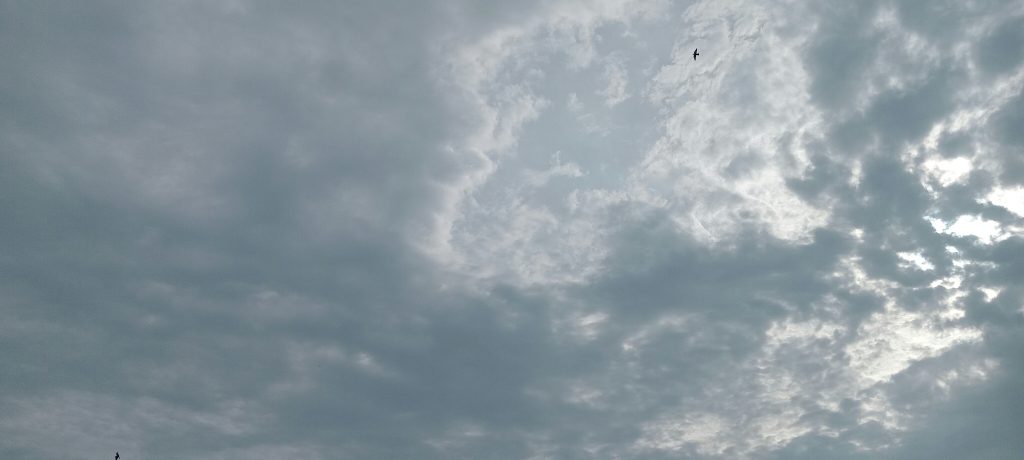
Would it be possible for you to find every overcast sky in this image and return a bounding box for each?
[3,1,1024,459]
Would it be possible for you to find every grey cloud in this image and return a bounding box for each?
[0,1,509,458]
[828,66,961,154]
[803,1,881,111]
[878,299,1024,460]
[976,15,1024,75]
[588,215,849,325]
[991,89,1024,147]
[783,2,1024,455]
[3,1,1024,459]
[894,0,1007,44]
[935,130,974,158]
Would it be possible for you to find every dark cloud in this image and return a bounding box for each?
[991,89,1024,147]
[803,1,881,111]
[976,15,1024,76]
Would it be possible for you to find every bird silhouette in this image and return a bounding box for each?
[115,453,119,460]
[693,48,699,60]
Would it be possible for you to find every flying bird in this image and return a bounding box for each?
[115,453,120,460]
[693,48,699,60]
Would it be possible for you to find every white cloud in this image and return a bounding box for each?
[523,151,585,187]
[897,251,936,271]
[984,185,1024,217]
[979,286,1003,302]
[637,413,732,455]
[426,0,669,281]
[846,305,982,385]
[598,57,630,106]
[931,214,1007,244]
[634,0,829,243]
[921,156,973,187]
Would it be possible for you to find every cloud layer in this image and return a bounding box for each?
[3,1,1024,458]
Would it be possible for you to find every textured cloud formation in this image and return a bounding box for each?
[3,1,1024,459]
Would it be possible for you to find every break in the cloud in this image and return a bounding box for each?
[2,1,1023,459]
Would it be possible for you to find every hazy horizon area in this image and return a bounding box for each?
[3,1,1024,458]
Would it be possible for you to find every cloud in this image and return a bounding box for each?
[599,56,631,107]
[984,185,1024,217]
[3,0,1024,459]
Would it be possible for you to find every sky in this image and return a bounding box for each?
[2,1,1024,459]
